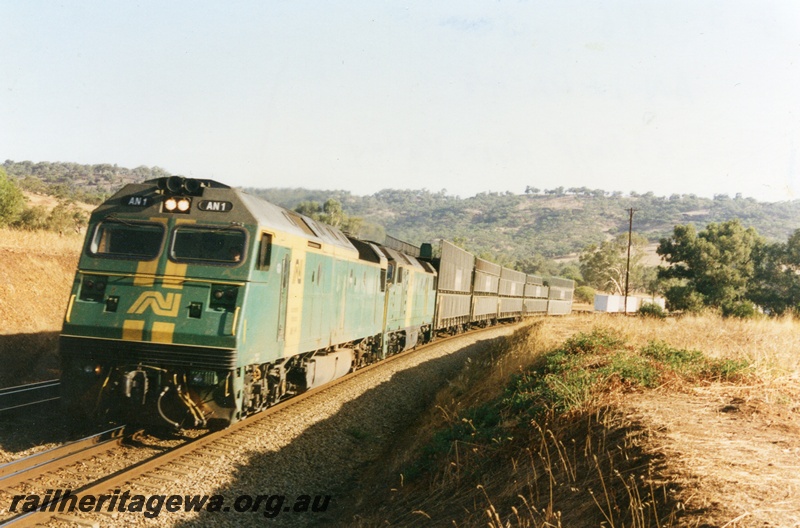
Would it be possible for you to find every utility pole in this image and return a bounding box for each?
[624,208,635,314]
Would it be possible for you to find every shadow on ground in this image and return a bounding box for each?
[0,331,60,388]
[170,336,506,527]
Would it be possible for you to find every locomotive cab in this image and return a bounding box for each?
[60,177,255,429]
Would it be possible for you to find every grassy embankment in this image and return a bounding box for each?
[342,313,800,527]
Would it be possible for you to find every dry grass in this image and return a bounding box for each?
[0,227,83,254]
[340,313,800,527]
[592,312,800,370]
[22,190,95,213]
[383,319,587,473]
[591,312,800,407]
[343,318,682,527]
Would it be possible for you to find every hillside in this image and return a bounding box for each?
[6,160,800,263]
[249,187,800,261]
[3,160,170,205]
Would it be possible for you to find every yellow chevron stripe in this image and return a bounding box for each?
[163,260,188,289]
[134,217,169,286]
[163,218,195,289]
[134,260,158,286]
[151,322,175,344]
[283,250,305,356]
[122,320,145,341]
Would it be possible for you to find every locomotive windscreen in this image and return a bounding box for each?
[89,221,165,259]
[171,226,247,264]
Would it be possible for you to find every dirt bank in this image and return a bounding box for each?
[0,232,81,386]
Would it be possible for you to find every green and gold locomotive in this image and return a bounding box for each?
[60,176,573,429]
[60,176,436,428]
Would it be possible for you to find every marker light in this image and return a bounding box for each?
[177,198,191,212]
[165,197,178,211]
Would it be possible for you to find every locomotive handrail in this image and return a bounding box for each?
[65,294,76,323]
[59,334,236,350]
[231,306,241,336]
[75,269,247,286]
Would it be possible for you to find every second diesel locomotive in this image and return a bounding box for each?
[60,177,573,429]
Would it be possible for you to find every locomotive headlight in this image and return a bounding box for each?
[210,284,239,310]
[163,196,191,213]
[80,274,108,302]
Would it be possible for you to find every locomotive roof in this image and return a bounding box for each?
[95,179,360,257]
[378,245,432,273]
[237,191,359,257]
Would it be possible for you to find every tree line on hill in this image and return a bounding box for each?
[249,185,800,260]
[4,160,800,316]
[0,167,88,233]
[577,219,800,316]
[3,160,170,205]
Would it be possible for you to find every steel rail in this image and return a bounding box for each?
[0,380,60,413]
[0,426,128,489]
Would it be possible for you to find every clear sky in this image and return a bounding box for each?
[2,1,799,201]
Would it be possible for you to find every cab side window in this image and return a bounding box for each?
[258,233,272,271]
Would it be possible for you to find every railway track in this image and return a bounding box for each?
[0,425,133,526]
[0,424,170,527]
[0,381,60,414]
[0,426,128,491]
[0,324,510,527]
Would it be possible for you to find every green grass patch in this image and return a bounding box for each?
[561,327,624,355]
[601,350,660,387]
[407,326,751,483]
[642,340,749,380]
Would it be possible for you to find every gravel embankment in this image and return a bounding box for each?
[35,326,516,528]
